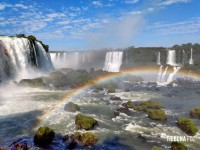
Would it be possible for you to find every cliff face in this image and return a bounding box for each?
[0,36,54,82]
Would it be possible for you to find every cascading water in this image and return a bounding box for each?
[157,52,161,65]
[0,36,53,81]
[189,48,194,65]
[160,66,168,83]
[157,65,163,83]
[103,51,123,72]
[166,66,181,84]
[166,50,176,66]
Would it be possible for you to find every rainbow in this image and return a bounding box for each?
[42,66,200,122]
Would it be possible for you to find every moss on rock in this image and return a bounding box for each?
[177,117,198,136]
[133,100,163,112]
[75,114,97,130]
[151,146,163,150]
[147,109,167,121]
[171,142,188,150]
[34,126,55,147]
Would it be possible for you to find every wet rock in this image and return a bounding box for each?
[116,107,131,116]
[189,107,200,119]
[122,101,133,108]
[113,111,120,117]
[19,78,46,88]
[75,114,97,130]
[65,132,98,148]
[137,133,147,142]
[110,96,121,101]
[34,126,55,147]
[64,102,80,112]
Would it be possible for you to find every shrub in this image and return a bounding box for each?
[133,100,163,112]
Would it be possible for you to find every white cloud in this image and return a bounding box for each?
[92,1,103,7]
[161,0,191,5]
[129,10,142,15]
[149,17,200,35]
[125,0,139,4]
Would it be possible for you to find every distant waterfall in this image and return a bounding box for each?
[189,48,194,65]
[157,52,161,65]
[0,36,53,81]
[103,51,123,72]
[166,50,176,66]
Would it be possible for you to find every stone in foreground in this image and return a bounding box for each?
[34,126,55,147]
[75,114,97,130]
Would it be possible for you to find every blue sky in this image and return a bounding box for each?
[0,0,199,51]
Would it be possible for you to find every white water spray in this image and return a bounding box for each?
[103,51,123,72]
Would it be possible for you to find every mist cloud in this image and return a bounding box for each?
[84,14,146,49]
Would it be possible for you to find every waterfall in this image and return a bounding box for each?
[189,48,194,65]
[166,50,176,66]
[157,65,163,83]
[103,51,123,72]
[0,36,53,81]
[166,67,181,84]
[160,66,168,83]
[157,52,161,65]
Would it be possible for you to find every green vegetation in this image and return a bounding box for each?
[147,109,167,121]
[190,107,200,119]
[132,100,163,112]
[16,34,26,38]
[75,114,97,130]
[64,102,80,112]
[34,126,55,147]
[177,117,198,136]
[15,34,49,52]
[171,142,188,150]
[151,146,163,150]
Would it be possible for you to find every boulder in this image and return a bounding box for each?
[110,96,121,101]
[122,101,133,108]
[75,114,97,130]
[189,107,200,119]
[177,117,198,136]
[64,102,80,112]
[116,107,131,116]
[147,109,167,121]
[34,126,55,147]
[66,132,98,148]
